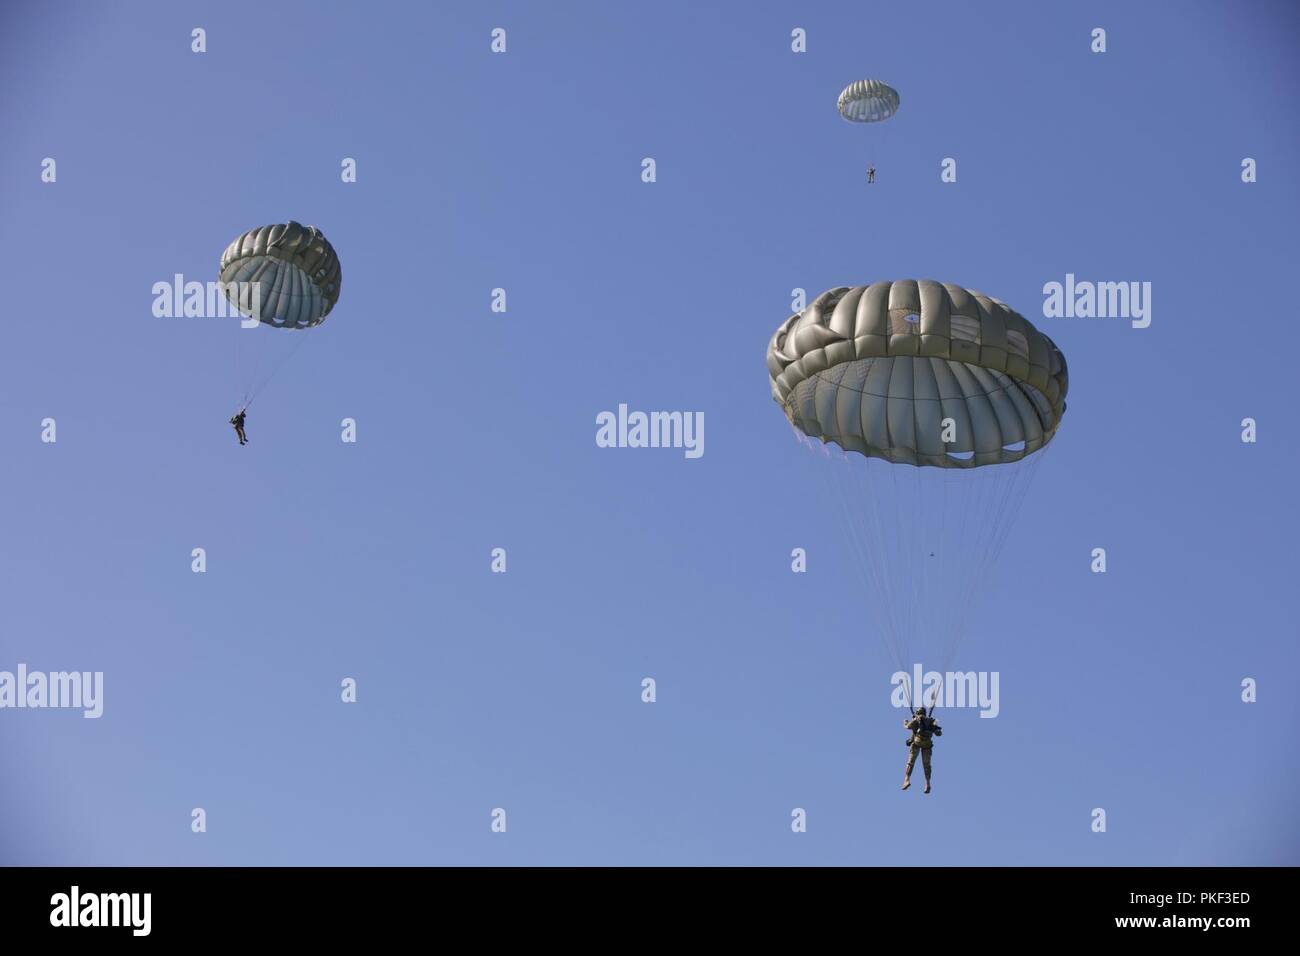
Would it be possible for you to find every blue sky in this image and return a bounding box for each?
[1,0,1297,865]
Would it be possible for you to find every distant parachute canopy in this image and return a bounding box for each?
[219,221,341,330]
[836,79,900,123]
[767,281,1068,468]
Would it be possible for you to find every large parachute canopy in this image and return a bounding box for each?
[767,281,1069,701]
[219,221,341,329]
[837,79,900,124]
[768,281,1067,467]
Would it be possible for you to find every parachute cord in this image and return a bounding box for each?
[233,318,260,411]
[908,461,923,669]
[807,429,911,682]
[235,324,317,413]
[871,459,911,673]
[833,450,907,674]
[938,461,1006,673]
[929,457,999,675]
[938,444,1052,675]
[234,322,239,406]
[945,462,999,668]
[882,457,910,664]
[935,465,956,671]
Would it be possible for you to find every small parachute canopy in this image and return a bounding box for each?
[219,221,341,330]
[837,79,900,123]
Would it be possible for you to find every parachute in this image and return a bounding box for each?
[836,79,899,175]
[767,281,1068,702]
[218,221,341,408]
[836,79,900,124]
[219,221,341,329]
[768,281,1067,466]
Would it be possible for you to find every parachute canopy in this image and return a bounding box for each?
[767,281,1068,468]
[219,221,341,330]
[837,79,900,123]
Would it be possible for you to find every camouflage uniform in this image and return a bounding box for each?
[903,713,941,792]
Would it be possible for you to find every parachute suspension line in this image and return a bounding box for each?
[894,456,957,676]
[930,462,953,673]
[936,458,1008,674]
[836,445,1041,691]
[233,319,242,408]
[894,462,909,656]
[233,320,259,411]
[798,432,1056,711]
[852,463,904,671]
[877,459,914,673]
[234,324,318,412]
[829,448,908,675]
[962,466,1002,654]
[233,317,255,411]
[813,444,882,662]
[879,456,911,667]
[874,465,911,674]
[967,461,1012,656]
[914,460,930,664]
[823,437,913,679]
[930,468,951,676]
[905,462,922,667]
[901,465,918,654]
[249,327,313,408]
[975,443,1053,626]
[889,457,904,642]
[941,465,961,665]
[932,465,988,672]
[901,669,917,713]
[936,445,1052,675]
[898,462,921,666]
[885,452,985,682]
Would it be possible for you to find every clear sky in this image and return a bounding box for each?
[1,0,1296,866]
